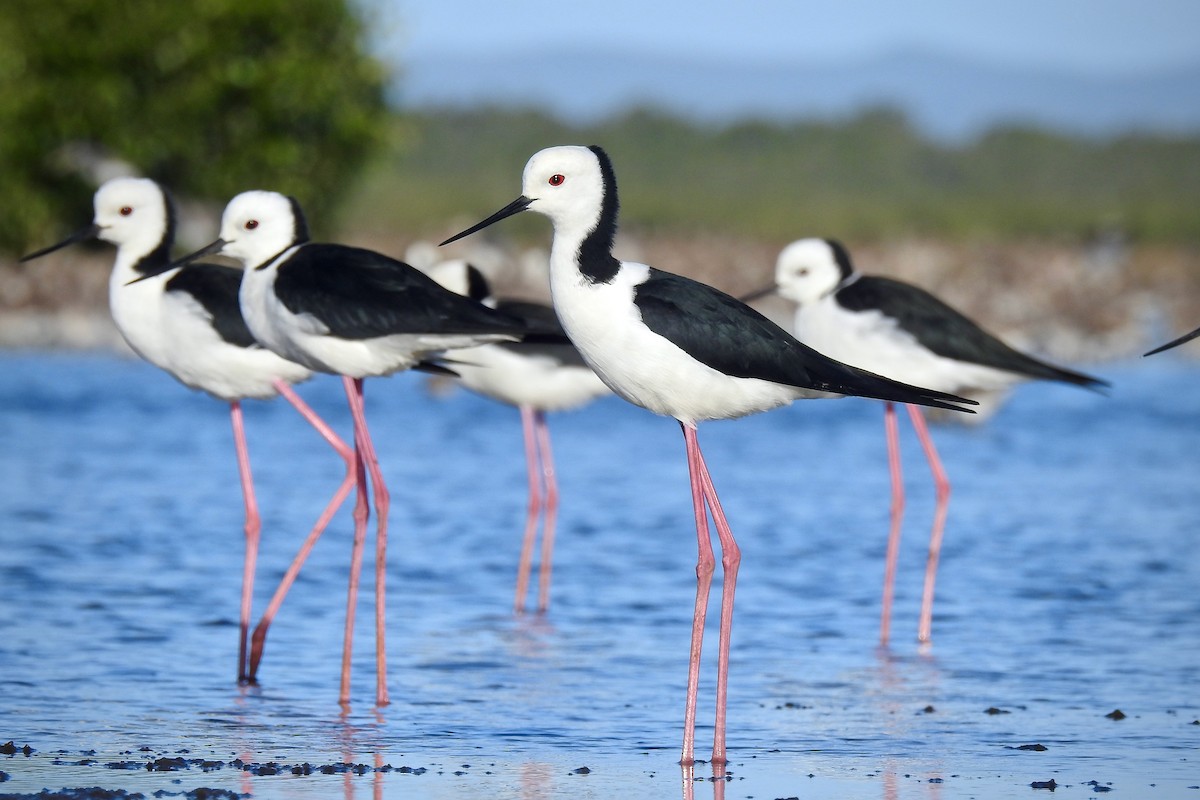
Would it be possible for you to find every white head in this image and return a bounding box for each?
[20,176,172,266]
[441,145,616,248]
[212,190,308,267]
[773,238,856,306]
[519,146,608,232]
[92,177,172,252]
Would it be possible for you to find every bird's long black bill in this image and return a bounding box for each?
[126,238,227,285]
[439,196,533,246]
[19,224,101,263]
[1144,325,1200,356]
[740,285,777,302]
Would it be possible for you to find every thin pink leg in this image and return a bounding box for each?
[245,380,357,681]
[513,404,541,614]
[534,409,558,614]
[680,422,715,767]
[341,430,369,705]
[910,406,950,643]
[344,377,391,707]
[229,400,259,684]
[693,435,740,766]
[880,402,904,647]
[339,378,372,705]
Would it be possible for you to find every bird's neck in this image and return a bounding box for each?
[110,237,171,286]
[548,207,620,287]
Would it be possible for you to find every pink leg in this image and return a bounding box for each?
[693,434,740,766]
[534,409,558,614]
[513,404,542,614]
[680,422,715,766]
[246,380,357,681]
[879,402,904,647]
[344,377,391,707]
[910,406,950,643]
[229,400,259,684]
[341,434,369,705]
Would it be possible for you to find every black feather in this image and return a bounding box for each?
[838,276,1107,388]
[164,263,257,348]
[272,244,535,340]
[634,268,975,412]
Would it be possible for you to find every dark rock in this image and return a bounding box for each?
[1031,778,1057,790]
[1105,709,1126,720]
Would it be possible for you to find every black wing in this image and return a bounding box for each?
[164,262,256,348]
[633,269,975,412]
[838,276,1106,388]
[273,244,533,340]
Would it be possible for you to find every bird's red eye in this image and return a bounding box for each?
[245,220,259,230]
[548,174,565,186]
[119,206,133,216]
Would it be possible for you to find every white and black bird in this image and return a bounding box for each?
[746,237,1108,645]
[440,145,977,766]
[163,190,544,706]
[21,177,358,686]
[428,259,610,613]
[1145,324,1200,356]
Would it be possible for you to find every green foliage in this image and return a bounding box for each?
[344,107,1200,245]
[0,0,389,252]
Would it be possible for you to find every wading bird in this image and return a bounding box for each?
[163,191,544,705]
[440,145,977,765]
[746,238,1107,644]
[22,178,357,684]
[428,259,610,613]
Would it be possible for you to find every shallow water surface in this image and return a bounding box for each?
[1,352,1197,799]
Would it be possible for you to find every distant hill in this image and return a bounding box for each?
[397,48,1200,141]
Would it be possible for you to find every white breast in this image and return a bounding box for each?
[108,264,172,370]
[109,262,309,401]
[550,260,802,424]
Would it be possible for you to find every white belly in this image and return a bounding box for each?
[551,262,801,424]
[450,344,610,411]
[794,301,1023,398]
[110,269,308,401]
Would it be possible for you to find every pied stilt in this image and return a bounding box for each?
[440,145,977,765]
[162,191,542,706]
[21,177,356,684]
[428,259,610,613]
[746,237,1107,645]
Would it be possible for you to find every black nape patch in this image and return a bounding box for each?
[132,187,177,276]
[578,146,621,285]
[287,196,311,244]
[824,238,855,283]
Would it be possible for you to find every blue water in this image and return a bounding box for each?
[1,351,1197,799]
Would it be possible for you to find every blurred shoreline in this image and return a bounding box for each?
[3,234,1196,363]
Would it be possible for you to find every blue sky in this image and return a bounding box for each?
[374,0,1200,75]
